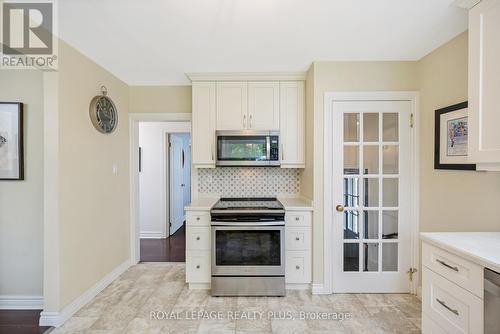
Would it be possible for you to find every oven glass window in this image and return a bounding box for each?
[217,136,267,161]
[215,230,281,266]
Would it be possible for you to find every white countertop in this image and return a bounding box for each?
[420,232,500,273]
[184,197,313,211]
[184,197,219,211]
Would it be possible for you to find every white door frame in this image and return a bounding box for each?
[129,113,191,265]
[322,92,419,295]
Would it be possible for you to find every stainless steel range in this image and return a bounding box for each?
[210,198,285,296]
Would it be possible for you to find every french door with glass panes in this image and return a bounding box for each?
[331,100,412,293]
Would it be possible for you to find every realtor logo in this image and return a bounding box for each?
[1,0,58,69]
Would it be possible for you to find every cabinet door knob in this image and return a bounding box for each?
[196,236,200,241]
[196,265,200,269]
[296,265,300,270]
[295,237,300,241]
[196,217,200,221]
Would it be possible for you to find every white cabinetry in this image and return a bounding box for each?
[185,211,211,288]
[280,81,305,168]
[421,242,484,334]
[192,82,216,168]
[468,0,500,170]
[248,82,280,130]
[216,82,248,131]
[285,211,312,286]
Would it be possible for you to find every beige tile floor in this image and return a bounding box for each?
[50,263,422,334]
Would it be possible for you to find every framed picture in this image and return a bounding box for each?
[434,101,476,170]
[0,102,24,180]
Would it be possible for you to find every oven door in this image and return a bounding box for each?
[211,225,285,276]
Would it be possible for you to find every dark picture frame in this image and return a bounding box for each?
[0,102,24,180]
[434,101,476,171]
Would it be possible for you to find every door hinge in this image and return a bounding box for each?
[169,222,172,227]
[169,141,172,148]
[410,113,414,128]
[407,267,418,282]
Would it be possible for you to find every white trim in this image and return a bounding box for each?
[286,284,311,290]
[39,260,130,327]
[139,231,166,239]
[311,284,329,295]
[186,72,307,82]
[322,91,420,295]
[0,296,44,310]
[129,113,192,264]
[416,286,422,300]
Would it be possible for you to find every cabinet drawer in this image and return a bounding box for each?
[423,267,483,334]
[186,251,211,283]
[285,227,311,251]
[285,212,311,227]
[285,251,311,284]
[186,211,210,226]
[422,313,448,334]
[186,226,211,251]
[423,243,483,298]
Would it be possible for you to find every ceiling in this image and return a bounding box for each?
[59,0,468,85]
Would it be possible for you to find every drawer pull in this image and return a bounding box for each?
[436,298,459,316]
[295,237,300,241]
[436,259,459,272]
[196,265,200,269]
[196,217,200,221]
[296,265,300,270]
[295,217,300,221]
[196,237,200,240]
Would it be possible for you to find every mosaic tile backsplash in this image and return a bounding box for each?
[197,167,300,197]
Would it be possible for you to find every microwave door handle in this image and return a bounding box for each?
[266,136,271,160]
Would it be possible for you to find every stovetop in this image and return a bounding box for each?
[211,197,284,211]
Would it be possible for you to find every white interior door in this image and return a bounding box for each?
[169,135,184,235]
[331,100,412,293]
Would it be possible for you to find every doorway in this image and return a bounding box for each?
[323,92,419,294]
[136,121,191,262]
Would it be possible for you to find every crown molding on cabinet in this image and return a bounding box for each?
[186,72,307,82]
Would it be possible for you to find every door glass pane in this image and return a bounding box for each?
[363,211,379,239]
[344,178,359,207]
[363,113,379,142]
[363,145,379,175]
[215,230,281,266]
[344,243,359,272]
[363,178,379,207]
[382,243,398,271]
[383,145,399,174]
[363,243,379,272]
[344,113,360,142]
[383,178,398,207]
[344,145,359,174]
[383,113,399,141]
[344,210,360,239]
[382,211,398,239]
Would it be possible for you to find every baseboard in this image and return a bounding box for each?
[39,260,130,327]
[286,283,310,290]
[311,283,329,295]
[0,295,44,310]
[140,231,165,239]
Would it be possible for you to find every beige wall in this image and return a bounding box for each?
[418,32,500,233]
[55,41,131,309]
[303,61,420,284]
[0,70,44,298]
[300,65,315,200]
[129,85,191,113]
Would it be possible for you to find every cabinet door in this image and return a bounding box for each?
[469,0,500,164]
[248,82,280,130]
[192,82,216,167]
[216,82,248,130]
[279,81,305,168]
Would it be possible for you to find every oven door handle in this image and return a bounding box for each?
[211,222,285,227]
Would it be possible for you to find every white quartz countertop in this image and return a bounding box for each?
[420,232,500,273]
[184,197,219,211]
[278,197,313,211]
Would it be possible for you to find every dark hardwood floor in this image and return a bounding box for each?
[0,310,51,334]
[140,224,186,262]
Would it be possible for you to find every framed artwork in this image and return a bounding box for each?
[0,102,24,180]
[434,101,476,170]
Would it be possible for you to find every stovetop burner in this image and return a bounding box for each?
[212,197,284,211]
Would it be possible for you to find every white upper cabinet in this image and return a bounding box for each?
[248,82,280,130]
[192,82,216,168]
[279,81,305,168]
[468,0,500,169]
[216,82,248,130]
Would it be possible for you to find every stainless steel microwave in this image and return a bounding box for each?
[216,130,280,166]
